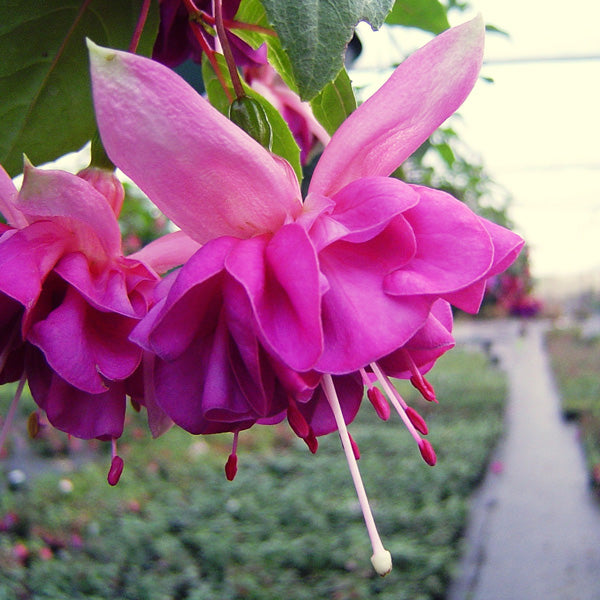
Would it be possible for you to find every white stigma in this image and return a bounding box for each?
[321,374,392,576]
[371,550,393,576]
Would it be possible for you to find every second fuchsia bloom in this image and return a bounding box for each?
[88,15,523,573]
[0,163,200,477]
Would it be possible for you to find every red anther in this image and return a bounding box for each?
[348,432,361,460]
[107,455,124,486]
[225,453,238,481]
[410,375,437,403]
[418,439,437,466]
[303,430,319,454]
[367,387,391,421]
[406,407,428,435]
[287,400,310,439]
[27,412,40,439]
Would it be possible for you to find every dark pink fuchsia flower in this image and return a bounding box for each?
[152,0,267,69]
[0,163,198,476]
[88,16,523,573]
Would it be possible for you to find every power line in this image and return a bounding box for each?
[485,54,600,65]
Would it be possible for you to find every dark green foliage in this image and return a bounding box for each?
[0,350,506,599]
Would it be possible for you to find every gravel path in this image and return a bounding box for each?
[448,319,600,600]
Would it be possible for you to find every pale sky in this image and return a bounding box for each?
[356,0,600,280]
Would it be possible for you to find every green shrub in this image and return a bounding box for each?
[0,350,506,599]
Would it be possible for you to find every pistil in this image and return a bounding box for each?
[321,374,392,576]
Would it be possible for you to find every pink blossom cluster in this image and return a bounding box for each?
[0,16,523,574]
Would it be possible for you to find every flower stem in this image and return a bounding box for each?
[189,23,233,102]
[129,0,152,53]
[214,0,245,99]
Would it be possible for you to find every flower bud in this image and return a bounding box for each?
[228,96,273,150]
[78,167,124,217]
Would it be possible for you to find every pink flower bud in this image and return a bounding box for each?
[78,167,125,216]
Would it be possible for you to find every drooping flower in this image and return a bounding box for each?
[0,163,199,470]
[88,16,523,573]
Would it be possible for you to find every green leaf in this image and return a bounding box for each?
[202,54,302,183]
[310,68,356,136]
[434,142,455,167]
[234,0,298,94]
[385,0,449,34]
[0,0,158,177]
[259,0,395,101]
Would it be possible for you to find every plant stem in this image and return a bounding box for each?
[214,0,245,99]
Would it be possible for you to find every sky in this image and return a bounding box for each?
[356,0,600,281]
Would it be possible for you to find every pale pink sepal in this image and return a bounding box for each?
[0,165,27,228]
[16,162,122,257]
[129,231,202,275]
[310,15,485,197]
[87,41,302,244]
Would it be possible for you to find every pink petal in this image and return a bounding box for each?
[224,224,323,371]
[383,186,495,300]
[442,218,524,313]
[310,16,485,196]
[378,300,455,378]
[297,374,362,436]
[28,288,140,393]
[17,163,121,257]
[129,231,201,275]
[88,41,302,243]
[27,348,126,440]
[315,217,432,374]
[152,316,258,434]
[0,165,27,228]
[54,253,157,318]
[0,221,69,308]
[145,237,238,360]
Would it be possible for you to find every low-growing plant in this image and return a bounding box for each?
[1,350,506,600]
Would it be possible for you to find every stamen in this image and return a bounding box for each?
[370,362,436,466]
[359,368,390,420]
[107,438,124,486]
[225,431,239,481]
[27,412,40,439]
[405,407,428,436]
[418,439,437,466]
[303,428,319,454]
[348,432,360,460]
[0,373,26,453]
[287,398,310,439]
[321,374,392,576]
[404,351,437,402]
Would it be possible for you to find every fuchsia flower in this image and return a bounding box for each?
[0,163,198,473]
[153,0,267,69]
[88,15,523,573]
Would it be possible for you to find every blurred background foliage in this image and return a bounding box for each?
[0,350,507,599]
